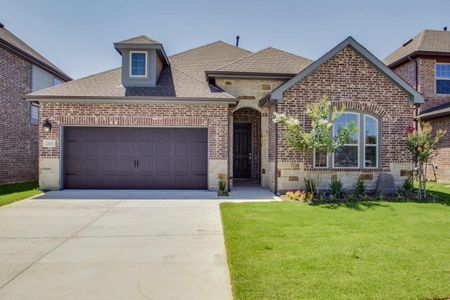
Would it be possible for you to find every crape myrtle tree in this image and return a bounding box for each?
[273,96,357,195]
[406,122,446,199]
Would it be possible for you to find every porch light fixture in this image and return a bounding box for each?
[43,119,52,133]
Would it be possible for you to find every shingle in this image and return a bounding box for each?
[115,35,161,45]
[169,41,252,80]
[384,29,450,66]
[28,66,235,99]
[0,26,70,80]
[214,47,312,74]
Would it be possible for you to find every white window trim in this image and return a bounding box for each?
[363,114,378,169]
[332,112,360,169]
[435,62,450,95]
[129,51,147,78]
[313,149,329,168]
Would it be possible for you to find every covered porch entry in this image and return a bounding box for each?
[229,107,271,190]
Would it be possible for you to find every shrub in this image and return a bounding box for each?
[354,175,365,197]
[403,175,413,191]
[304,177,316,194]
[330,176,343,199]
[218,180,228,196]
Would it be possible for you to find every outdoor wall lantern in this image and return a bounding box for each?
[43,119,52,133]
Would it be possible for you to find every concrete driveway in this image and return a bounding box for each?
[0,192,244,300]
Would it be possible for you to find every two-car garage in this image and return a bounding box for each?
[63,127,208,189]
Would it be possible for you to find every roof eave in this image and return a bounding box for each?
[24,95,238,105]
[205,70,296,80]
[268,36,425,105]
[387,51,450,68]
[0,39,72,81]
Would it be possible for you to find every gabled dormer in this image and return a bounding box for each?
[114,35,169,87]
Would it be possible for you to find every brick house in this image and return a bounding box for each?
[26,35,423,192]
[385,29,450,182]
[0,23,71,185]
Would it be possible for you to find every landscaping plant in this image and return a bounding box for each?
[273,96,357,196]
[354,175,365,197]
[405,122,446,199]
[329,176,343,199]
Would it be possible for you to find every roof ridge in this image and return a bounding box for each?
[213,46,312,72]
[169,40,251,58]
[214,50,261,71]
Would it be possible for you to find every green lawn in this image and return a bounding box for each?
[221,182,450,300]
[0,181,42,207]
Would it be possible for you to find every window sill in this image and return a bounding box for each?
[305,167,384,172]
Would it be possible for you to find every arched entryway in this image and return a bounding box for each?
[232,108,261,185]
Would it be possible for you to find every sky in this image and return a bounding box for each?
[2,0,449,79]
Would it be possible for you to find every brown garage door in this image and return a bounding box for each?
[64,127,208,189]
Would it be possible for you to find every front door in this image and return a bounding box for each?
[233,123,252,179]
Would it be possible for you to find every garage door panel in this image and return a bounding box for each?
[64,127,207,189]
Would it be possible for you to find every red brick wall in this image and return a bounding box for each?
[39,102,229,160]
[277,46,413,170]
[0,47,37,184]
[428,116,450,182]
[392,59,417,89]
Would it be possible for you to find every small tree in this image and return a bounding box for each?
[405,122,446,199]
[273,96,357,195]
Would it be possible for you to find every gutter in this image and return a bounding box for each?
[387,51,450,69]
[205,71,295,80]
[417,107,450,120]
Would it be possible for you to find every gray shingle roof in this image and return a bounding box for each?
[384,29,450,66]
[0,26,71,80]
[213,47,312,74]
[27,65,235,99]
[169,41,252,80]
[115,35,161,45]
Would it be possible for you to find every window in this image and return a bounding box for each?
[364,115,378,167]
[334,112,360,168]
[31,103,39,125]
[313,150,328,168]
[436,63,450,95]
[313,112,379,169]
[130,51,147,77]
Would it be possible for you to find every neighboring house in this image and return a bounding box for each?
[26,34,423,192]
[385,29,450,182]
[0,23,71,185]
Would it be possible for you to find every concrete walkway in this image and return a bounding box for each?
[0,188,278,300]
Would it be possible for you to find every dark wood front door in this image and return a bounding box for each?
[233,123,252,179]
[64,127,208,189]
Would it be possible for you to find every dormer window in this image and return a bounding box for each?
[130,51,147,77]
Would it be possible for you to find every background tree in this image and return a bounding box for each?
[405,122,446,199]
[273,96,357,195]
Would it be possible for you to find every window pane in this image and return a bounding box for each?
[31,105,39,125]
[314,150,328,168]
[364,116,378,144]
[334,146,358,167]
[335,113,359,143]
[437,79,450,94]
[131,52,146,76]
[436,64,450,78]
[365,146,377,167]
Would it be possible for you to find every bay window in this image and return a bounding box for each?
[313,112,379,169]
